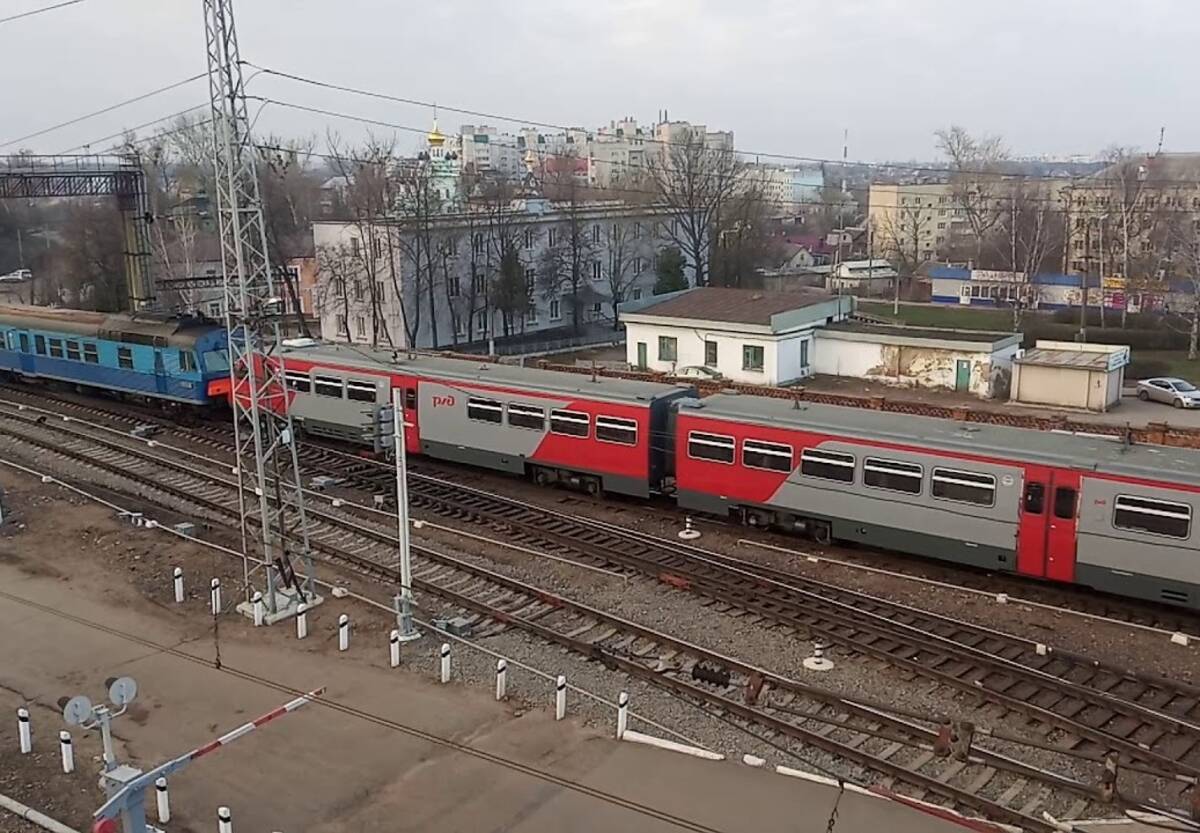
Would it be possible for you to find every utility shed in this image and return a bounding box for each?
[1010,340,1131,412]
[811,322,1022,398]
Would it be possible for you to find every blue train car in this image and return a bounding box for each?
[0,305,228,405]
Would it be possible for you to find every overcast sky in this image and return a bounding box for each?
[2,0,1196,164]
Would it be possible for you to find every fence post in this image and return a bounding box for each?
[296,602,308,639]
[616,691,629,739]
[252,592,264,627]
[495,659,507,701]
[555,675,567,720]
[173,567,184,603]
[338,614,350,652]
[17,708,30,753]
[217,805,233,833]
[59,731,73,773]
[210,578,221,616]
[439,642,451,683]
[155,777,170,823]
[389,629,401,668]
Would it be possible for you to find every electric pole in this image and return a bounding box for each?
[203,0,318,619]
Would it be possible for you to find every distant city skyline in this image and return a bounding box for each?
[1,0,1195,163]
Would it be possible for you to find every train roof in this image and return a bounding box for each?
[0,304,222,348]
[280,341,692,405]
[686,392,1200,485]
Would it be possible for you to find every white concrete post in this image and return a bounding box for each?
[389,629,401,668]
[555,675,567,720]
[338,614,350,651]
[217,805,232,833]
[495,659,507,701]
[17,708,30,753]
[58,731,73,773]
[173,567,184,604]
[155,777,170,823]
[296,603,308,639]
[616,691,629,739]
[252,591,264,627]
[439,642,451,683]
[210,578,221,615]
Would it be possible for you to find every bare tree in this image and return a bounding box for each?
[1164,211,1200,360]
[936,125,1009,266]
[647,132,745,287]
[257,136,321,336]
[877,204,930,278]
[996,179,1066,330]
[710,184,781,288]
[393,156,447,348]
[603,219,642,328]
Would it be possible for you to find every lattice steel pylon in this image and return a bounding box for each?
[203,0,316,617]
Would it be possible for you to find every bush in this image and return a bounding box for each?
[1021,322,1190,351]
[1125,359,1173,380]
[1048,307,1173,329]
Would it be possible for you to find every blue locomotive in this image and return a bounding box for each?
[0,304,229,405]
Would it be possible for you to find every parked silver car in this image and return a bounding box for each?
[1136,377,1200,408]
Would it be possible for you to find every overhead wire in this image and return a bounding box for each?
[0,0,86,25]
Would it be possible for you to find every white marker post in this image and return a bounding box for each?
[389,630,401,668]
[155,777,170,824]
[338,614,350,652]
[210,578,221,616]
[252,592,264,627]
[616,691,629,739]
[555,675,567,720]
[218,805,233,833]
[296,603,308,639]
[495,659,507,701]
[173,567,184,604]
[392,388,420,642]
[59,731,73,773]
[439,642,451,683]
[17,708,30,753]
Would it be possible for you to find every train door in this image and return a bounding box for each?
[401,379,420,455]
[17,333,33,373]
[153,350,169,395]
[1016,465,1080,582]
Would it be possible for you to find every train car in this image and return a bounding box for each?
[0,304,229,406]
[674,393,1200,609]
[275,342,694,498]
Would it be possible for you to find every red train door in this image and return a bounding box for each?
[1045,470,1080,583]
[389,374,420,456]
[1016,466,1080,582]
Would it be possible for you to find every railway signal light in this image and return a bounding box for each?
[373,405,395,453]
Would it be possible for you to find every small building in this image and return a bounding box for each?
[825,259,898,295]
[1010,340,1131,412]
[620,287,853,385]
[928,266,1105,310]
[812,323,1022,398]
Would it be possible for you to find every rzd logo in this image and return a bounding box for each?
[432,395,456,408]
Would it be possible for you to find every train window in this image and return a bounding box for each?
[65,341,81,361]
[82,344,99,364]
[284,371,311,393]
[743,439,793,472]
[18,333,29,353]
[800,449,855,483]
[1023,482,1045,514]
[931,468,995,507]
[34,335,45,355]
[179,350,197,373]
[404,388,416,411]
[1113,495,1191,539]
[687,431,735,464]
[550,409,590,438]
[507,403,546,431]
[117,346,133,369]
[48,339,64,358]
[596,415,637,446]
[467,397,503,424]
[1053,487,1077,520]
[864,458,922,494]
[346,379,377,402]
[313,376,344,398]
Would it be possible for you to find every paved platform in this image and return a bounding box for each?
[0,557,994,833]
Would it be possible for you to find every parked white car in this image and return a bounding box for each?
[0,269,31,283]
[1136,377,1200,408]
[674,365,724,381]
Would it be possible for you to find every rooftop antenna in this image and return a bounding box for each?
[1155,126,1165,156]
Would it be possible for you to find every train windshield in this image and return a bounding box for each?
[201,350,230,373]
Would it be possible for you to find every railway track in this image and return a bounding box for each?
[0,404,1189,831]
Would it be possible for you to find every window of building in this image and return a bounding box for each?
[472,270,485,293]
[117,346,132,369]
[355,316,366,338]
[633,222,641,238]
[550,409,589,437]
[632,288,642,301]
[350,237,361,258]
[1113,495,1191,538]
[474,309,488,335]
[34,334,45,355]
[799,338,810,369]
[372,236,382,258]
[658,336,677,361]
[742,344,764,372]
[179,350,196,372]
[473,233,484,254]
[507,403,545,431]
[375,281,386,300]
[285,371,311,393]
[313,375,344,398]
[525,308,538,325]
[931,467,995,506]
[800,449,855,483]
[524,228,534,249]
[635,256,645,274]
[549,298,561,320]
[863,458,922,494]
[48,338,64,358]
[336,314,347,334]
[548,228,557,248]
[743,439,792,472]
[467,397,503,423]
[596,415,637,446]
[592,260,602,281]
[704,340,718,366]
[592,224,601,244]
[447,277,460,298]
[687,431,735,464]
[591,302,602,317]
[454,316,467,338]
[208,300,223,318]
[65,340,81,361]
[354,282,364,302]
[1053,487,1077,520]
[346,379,376,402]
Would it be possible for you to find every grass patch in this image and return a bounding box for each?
[1127,350,1200,380]
[857,301,1022,332]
